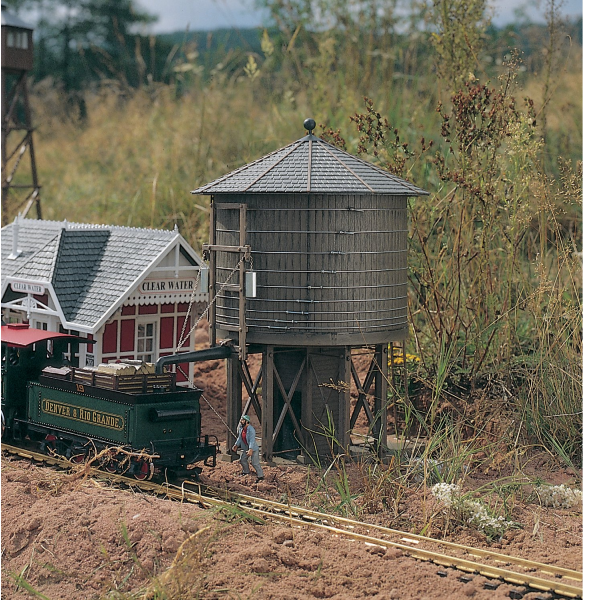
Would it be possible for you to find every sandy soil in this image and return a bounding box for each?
[1,325,584,600]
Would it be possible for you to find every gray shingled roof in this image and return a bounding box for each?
[192,133,429,196]
[1,220,187,330]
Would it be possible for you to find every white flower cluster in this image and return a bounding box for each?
[537,484,583,509]
[430,482,461,505]
[430,483,514,539]
[462,498,511,538]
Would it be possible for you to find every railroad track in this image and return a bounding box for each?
[2,443,583,599]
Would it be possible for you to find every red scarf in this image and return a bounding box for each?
[241,427,248,446]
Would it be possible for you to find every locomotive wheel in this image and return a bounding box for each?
[100,450,128,474]
[104,459,118,473]
[132,458,154,481]
[69,443,89,464]
[70,451,87,464]
[42,434,58,456]
[105,457,129,474]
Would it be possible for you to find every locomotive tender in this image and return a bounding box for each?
[1,323,217,480]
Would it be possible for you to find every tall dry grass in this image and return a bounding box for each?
[19,3,582,464]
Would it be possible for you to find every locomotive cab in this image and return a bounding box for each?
[1,324,91,438]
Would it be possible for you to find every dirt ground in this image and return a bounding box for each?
[1,326,584,600]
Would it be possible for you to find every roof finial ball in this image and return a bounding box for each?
[303,118,316,135]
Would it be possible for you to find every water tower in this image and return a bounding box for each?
[194,119,429,461]
[1,3,42,225]
[193,119,429,463]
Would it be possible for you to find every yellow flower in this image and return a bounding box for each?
[389,353,420,365]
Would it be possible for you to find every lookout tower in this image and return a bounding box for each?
[194,119,429,462]
[1,3,41,225]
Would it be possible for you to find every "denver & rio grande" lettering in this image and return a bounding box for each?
[41,399,124,431]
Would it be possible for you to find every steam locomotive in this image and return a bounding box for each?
[1,323,219,481]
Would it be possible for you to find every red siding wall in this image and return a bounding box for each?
[87,334,94,353]
[120,319,135,352]
[177,315,190,347]
[139,305,158,315]
[102,321,118,354]
[160,317,174,349]
[99,303,196,387]
[176,362,189,383]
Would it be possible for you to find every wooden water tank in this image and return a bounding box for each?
[194,121,428,349]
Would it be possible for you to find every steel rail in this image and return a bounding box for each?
[173,482,583,599]
[1,444,583,598]
[200,485,582,583]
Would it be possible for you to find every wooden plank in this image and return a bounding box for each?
[262,347,274,462]
[71,368,175,392]
[226,357,242,454]
[239,204,247,361]
[202,244,250,254]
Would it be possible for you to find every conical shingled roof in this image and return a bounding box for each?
[192,131,429,196]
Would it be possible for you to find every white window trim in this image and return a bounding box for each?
[135,316,159,364]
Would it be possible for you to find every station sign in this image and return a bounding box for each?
[11,282,45,295]
[138,278,196,294]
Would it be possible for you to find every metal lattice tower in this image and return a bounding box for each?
[1,3,41,225]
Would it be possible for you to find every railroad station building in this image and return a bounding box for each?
[1,217,207,384]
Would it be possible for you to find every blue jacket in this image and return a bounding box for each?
[235,424,259,452]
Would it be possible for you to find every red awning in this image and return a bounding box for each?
[1,324,93,348]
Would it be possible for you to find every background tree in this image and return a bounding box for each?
[3,0,173,118]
